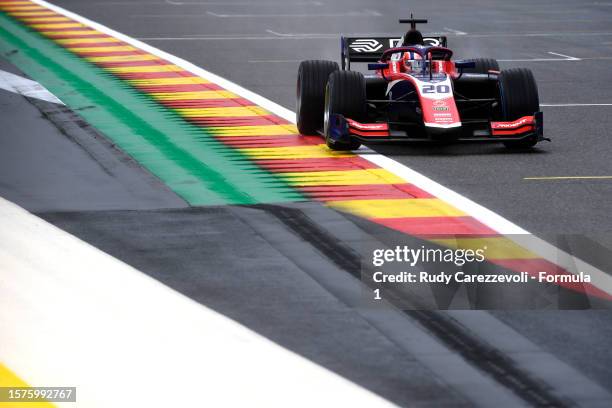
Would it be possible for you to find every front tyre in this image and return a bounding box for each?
[296,60,339,135]
[498,68,540,149]
[324,71,365,151]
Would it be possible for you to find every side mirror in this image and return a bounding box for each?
[367,63,388,71]
[455,60,476,69]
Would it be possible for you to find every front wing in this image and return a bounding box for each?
[327,112,545,143]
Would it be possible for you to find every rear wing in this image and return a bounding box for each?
[341,36,447,69]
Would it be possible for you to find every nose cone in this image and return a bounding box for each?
[426,124,462,140]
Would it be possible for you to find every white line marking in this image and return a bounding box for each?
[443,27,467,35]
[248,59,301,63]
[491,18,612,23]
[0,69,64,105]
[266,29,312,37]
[267,29,464,38]
[547,51,580,60]
[498,51,581,62]
[524,176,612,180]
[30,0,612,297]
[541,103,612,107]
[132,13,211,17]
[241,30,612,39]
[114,0,167,3]
[166,0,323,4]
[83,1,170,4]
[0,196,393,407]
[207,10,381,18]
[467,31,612,38]
[498,58,576,62]
[138,36,286,40]
[265,29,359,39]
[499,56,612,62]
[134,12,372,18]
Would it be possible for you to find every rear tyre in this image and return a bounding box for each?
[324,71,365,151]
[498,68,540,149]
[461,58,500,74]
[296,60,339,135]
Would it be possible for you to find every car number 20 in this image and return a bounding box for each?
[422,84,450,94]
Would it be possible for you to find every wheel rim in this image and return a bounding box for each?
[296,74,302,119]
[323,84,331,140]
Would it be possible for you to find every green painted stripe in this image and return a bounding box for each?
[0,13,303,205]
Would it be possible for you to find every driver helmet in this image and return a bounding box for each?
[402,51,424,72]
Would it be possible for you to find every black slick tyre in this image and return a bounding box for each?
[324,71,366,151]
[461,58,500,74]
[498,68,540,149]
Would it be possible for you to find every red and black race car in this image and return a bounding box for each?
[296,16,546,151]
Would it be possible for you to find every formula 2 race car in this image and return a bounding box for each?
[296,16,546,150]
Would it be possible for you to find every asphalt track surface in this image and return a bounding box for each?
[2,0,612,406]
